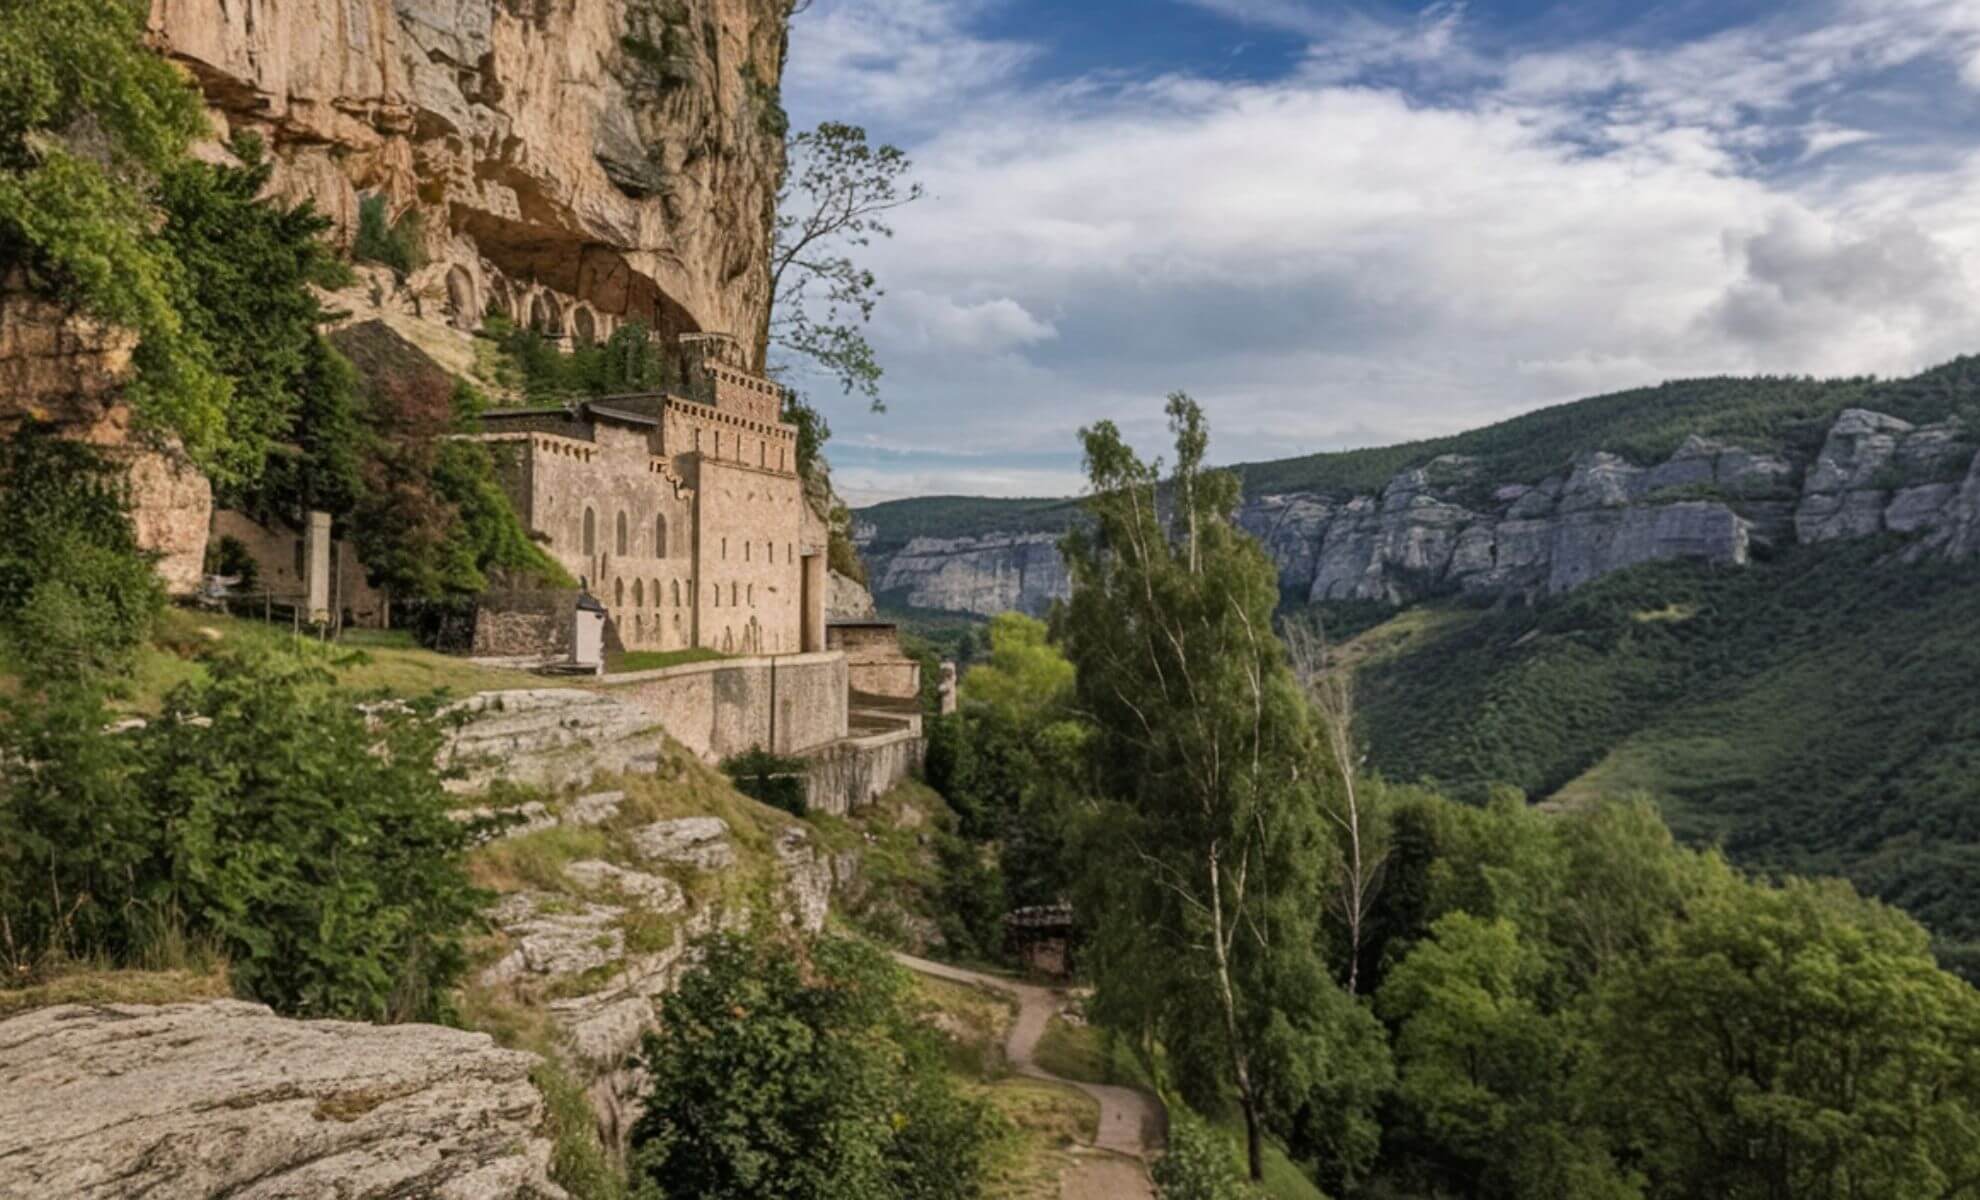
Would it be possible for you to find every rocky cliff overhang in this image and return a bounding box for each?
[147,0,790,354]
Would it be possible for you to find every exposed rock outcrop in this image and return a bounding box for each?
[0,283,212,593]
[869,530,1072,616]
[444,688,663,792]
[828,567,878,619]
[0,1000,564,1199]
[146,0,791,351]
[858,409,1980,614]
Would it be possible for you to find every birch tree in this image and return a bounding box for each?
[1061,394,1386,1183]
[1284,616,1389,994]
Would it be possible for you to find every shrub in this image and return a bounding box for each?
[1152,1111,1247,1200]
[720,746,810,818]
[0,432,164,683]
[628,929,997,1199]
[0,651,484,1021]
[352,193,424,278]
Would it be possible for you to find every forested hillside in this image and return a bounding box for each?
[1348,541,1980,969]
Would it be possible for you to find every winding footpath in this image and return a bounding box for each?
[893,952,1163,1199]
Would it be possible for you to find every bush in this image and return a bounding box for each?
[352,193,424,278]
[0,651,484,1021]
[1152,1111,1247,1200]
[720,746,810,818]
[628,929,997,1199]
[0,432,164,683]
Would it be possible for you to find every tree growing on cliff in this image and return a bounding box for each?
[1060,394,1388,1182]
[769,122,922,409]
[0,0,230,471]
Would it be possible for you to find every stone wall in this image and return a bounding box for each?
[801,726,924,818]
[211,509,386,626]
[472,589,581,658]
[827,621,923,701]
[597,652,849,760]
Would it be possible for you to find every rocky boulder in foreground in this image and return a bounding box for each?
[0,1000,565,1199]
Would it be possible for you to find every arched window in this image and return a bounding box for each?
[634,614,644,642]
[745,542,751,563]
[721,537,728,560]
[730,582,738,607]
[711,585,720,608]
[614,577,624,607]
[655,514,668,559]
[651,579,660,608]
[616,511,629,557]
[747,583,754,606]
[671,580,680,607]
[582,508,596,557]
[633,579,644,607]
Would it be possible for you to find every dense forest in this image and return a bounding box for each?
[1347,540,1980,972]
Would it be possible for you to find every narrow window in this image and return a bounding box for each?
[655,514,668,558]
[633,579,643,607]
[721,537,728,560]
[582,508,596,557]
[616,511,628,557]
[747,583,754,606]
[292,539,304,577]
[730,582,738,606]
[671,580,680,607]
[614,577,624,607]
[745,542,751,563]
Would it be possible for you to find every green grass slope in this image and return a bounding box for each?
[1351,542,1980,965]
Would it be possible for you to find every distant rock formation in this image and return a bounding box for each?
[0,1000,565,1198]
[858,408,1980,616]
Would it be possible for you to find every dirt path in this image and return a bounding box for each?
[893,953,1162,1199]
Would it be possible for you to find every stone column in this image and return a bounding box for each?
[304,511,332,624]
[800,553,827,653]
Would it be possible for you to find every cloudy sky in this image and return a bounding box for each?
[773,0,1980,504]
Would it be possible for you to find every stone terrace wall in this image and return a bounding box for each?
[596,652,848,760]
[801,726,923,817]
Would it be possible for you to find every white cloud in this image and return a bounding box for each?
[879,292,1057,353]
[783,0,1036,130]
[783,0,1980,497]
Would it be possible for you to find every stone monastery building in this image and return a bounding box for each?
[474,333,829,658]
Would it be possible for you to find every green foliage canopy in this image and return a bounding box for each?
[0,650,484,1021]
[1060,394,1387,1182]
[628,929,996,1199]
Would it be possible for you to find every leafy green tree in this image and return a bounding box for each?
[0,650,484,1021]
[1586,875,1980,1200]
[0,431,164,683]
[1377,912,1636,1199]
[155,134,352,490]
[769,122,923,408]
[628,930,995,1199]
[1061,393,1383,1181]
[1152,1111,1247,1200]
[0,0,232,473]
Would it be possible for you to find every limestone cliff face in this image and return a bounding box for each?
[857,408,1980,616]
[0,282,212,593]
[147,0,791,351]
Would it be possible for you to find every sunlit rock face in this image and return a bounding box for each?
[858,409,1980,617]
[147,0,791,351]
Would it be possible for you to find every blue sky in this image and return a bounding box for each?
[776,0,1980,503]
